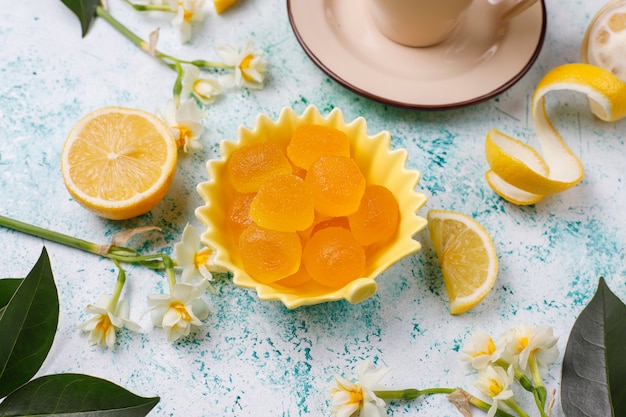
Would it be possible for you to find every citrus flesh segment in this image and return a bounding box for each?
[427,210,498,315]
[485,63,626,205]
[61,106,177,220]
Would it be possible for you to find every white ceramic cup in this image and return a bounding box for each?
[368,0,539,47]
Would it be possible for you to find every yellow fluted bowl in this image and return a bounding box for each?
[195,105,428,309]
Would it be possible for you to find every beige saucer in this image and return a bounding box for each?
[287,0,546,110]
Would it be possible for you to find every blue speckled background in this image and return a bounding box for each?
[1,0,625,416]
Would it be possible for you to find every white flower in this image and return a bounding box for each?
[216,39,268,89]
[76,294,141,349]
[461,332,504,370]
[330,359,390,417]
[171,0,206,43]
[175,223,215,282]
[502,325,559,372]
[474,365,515,417]
[181,65,222,105]
[147,280,210,342]
[159,99,205,153]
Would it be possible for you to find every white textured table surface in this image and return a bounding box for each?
[1,0,625,416]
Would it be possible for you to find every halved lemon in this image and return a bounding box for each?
[61,106,177,220]
[427,210,498,315]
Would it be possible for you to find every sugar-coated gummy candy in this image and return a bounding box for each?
[348,185,399,246]
[302,227,366,289]
[305,156,366,216]
[287,124,351,170]
[238,224,302,284]
[249,174,314,232]
[226,193,256,237]
[227,142,292,193]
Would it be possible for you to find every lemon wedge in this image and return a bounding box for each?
[213,0,237,13]
[61,106,178,220]
[581,0,626,82]
[485,63,626,205]
[427,210,498,315]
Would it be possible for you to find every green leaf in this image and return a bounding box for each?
[0,279,22,310]
[0,373,159,416]
[561,277,626,417]
[0,248,59,398]
[60,0,102,37]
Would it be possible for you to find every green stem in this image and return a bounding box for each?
[188,59,232,70]
[123,0,174,12]
[0,214,100,254]
[504,398,530,417]
[108,260,126,312]
[495,359,535,393]
[470,397,517,417]
[529,356,548,416]
[163,255,177,290]
[374,388,455,400]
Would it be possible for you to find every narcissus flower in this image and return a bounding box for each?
[181,65,222,105]
[330,359,389,417]
[159,99,205,153]
[474,365,515,417]
[171,0,206,43]
[461,332,504,370]
[147,280,210,342]
[76,294,141,349]
[174,223,216,282]
[502,325,559,372]
[216,39,268,89]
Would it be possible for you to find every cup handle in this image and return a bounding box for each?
[500,0,539,22]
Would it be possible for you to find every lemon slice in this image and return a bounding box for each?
[213,0,237,13]
[485,63,626,204]
[581,0,626,82]
[61,106,178,220]
[427,210,498,315]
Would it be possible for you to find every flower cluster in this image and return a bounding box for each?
[76,224,219,347]
[330,325,559,417]
[94,2,268,155]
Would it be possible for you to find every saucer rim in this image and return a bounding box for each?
[287,0,547,111]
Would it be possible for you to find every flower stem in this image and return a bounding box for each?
[374,387,456,400]
[495,359,535,393]
[0,214,100,254]
[504,398,530,417]
[123,0,174,12]
[108,260,126,311]
[529,356,549,416]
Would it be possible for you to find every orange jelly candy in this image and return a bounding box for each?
[302,227,366,289]
[348,185,399,246]
[305,156,366,217]
[238,224,302,284]
[249,174,314,232]
[226,193,256,237]
[287,124,351,170]
[227,142,292,193]
[275,264,313,287]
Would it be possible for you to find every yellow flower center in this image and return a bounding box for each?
[194,247,212,267]
[519,336,529,351]
[171,302,192,322]
[96,314,112,333]
[174,125,193,148]
[487,379,503,397]
[239,54,258,81]
[472,337,496,358]
[183,8,194,22]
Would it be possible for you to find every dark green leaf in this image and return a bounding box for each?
[0,248,59,398]
[561,277,626,417]
[60,0,102,37]
[0,279,22,310]
[0,373,159,416]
